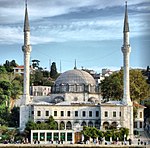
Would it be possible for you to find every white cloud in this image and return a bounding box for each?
[0,26,23,44]
[0,0,149,45]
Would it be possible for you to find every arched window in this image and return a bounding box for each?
[36,121,41,124]
[111,122,118,129]
[55,121,58,130]
[60,121,65,130]
[66,121,72,130]
[103,122,109,130]
[54,96,64,104]
[81,121,86,127]
[88,121,93,127]
[95,121,100,129]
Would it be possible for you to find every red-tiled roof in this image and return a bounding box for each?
[133,101,146,108]
[14,66,24,69]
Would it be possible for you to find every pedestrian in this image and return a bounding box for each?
[129,138,132,145]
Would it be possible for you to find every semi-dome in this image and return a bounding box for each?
[55,69,96,85]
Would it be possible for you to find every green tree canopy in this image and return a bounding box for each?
[101,69,150,102]
[3,60,18,72]
[32,59,40,69]
[50,62,58,79]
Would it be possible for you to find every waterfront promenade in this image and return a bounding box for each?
[0,143,149,148]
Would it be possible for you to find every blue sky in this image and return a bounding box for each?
[0,0,150,73]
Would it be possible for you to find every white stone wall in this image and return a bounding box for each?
[50,92,101,103]
[30,86,51,96]
[32,105,100,128]
[101,105,122,128]
[121,105,133,139]
[134,108,145,131]
[20,105,31,132]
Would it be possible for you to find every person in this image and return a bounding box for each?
[138,139,140,145]
[129,138,132,145]
[34,140,36,144]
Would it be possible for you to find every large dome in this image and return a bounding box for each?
[55,69,96,85]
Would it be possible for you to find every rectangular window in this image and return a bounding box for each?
[60,133,65,141]
[140,112,142,118]
[54,133,59,141]
[75,111,78,117]
[32,111,34,115]
[134,122,137,128]
[37,111,41,116]
[120,111,121,117]
[67,133,72,141]
[113,111,116,117]
[33,133,38,140]
[61,111,64,116]
[105,111,108,117]
[40,133,45,141]
[82,111,86,117]
[45,111,49,116]
[47,133,52,141]
[89,111,92,117]
[96,111,99,117]
[54,111,57,116]
[67,111,70,116]
[140,122,143,128]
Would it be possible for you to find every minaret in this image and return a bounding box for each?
[74,59,77,69]
[121,1,132,106]
[22,0,32,105]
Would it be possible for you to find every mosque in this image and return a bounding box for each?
[19,2,144,144]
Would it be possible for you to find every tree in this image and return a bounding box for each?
[32,59,40,69]
[3,60,17,72]
[50,62,58,79]
[8,107,20,127]
[101,69,150,102]
[24,116,58,140]
[0,66,7,73]
[82,126,103,141]
[47,115,58,130]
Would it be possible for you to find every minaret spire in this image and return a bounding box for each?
[24,0,30,32]
[74,59,77,69]
[124,1,129,32]
[121,1,131,105]
[22,0,32,105]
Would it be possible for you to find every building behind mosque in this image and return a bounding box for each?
[19,2,145,144]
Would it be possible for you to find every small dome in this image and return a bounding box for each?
[55,69,96,85]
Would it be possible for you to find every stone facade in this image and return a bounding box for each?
[30,86,51,96]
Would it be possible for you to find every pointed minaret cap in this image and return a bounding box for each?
[74,59,77,69]
[123,1,129,32]
[24,0,30,32]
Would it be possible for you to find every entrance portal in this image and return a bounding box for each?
[74,132,82,143]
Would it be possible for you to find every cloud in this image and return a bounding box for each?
[0,0,149,24]
[0,0,149,45]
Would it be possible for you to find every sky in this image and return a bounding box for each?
[0,0,150,73]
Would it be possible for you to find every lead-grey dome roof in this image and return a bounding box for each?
[55,69,96,85]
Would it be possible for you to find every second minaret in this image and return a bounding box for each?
[121,2,132,105]
[22,2,32,105]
